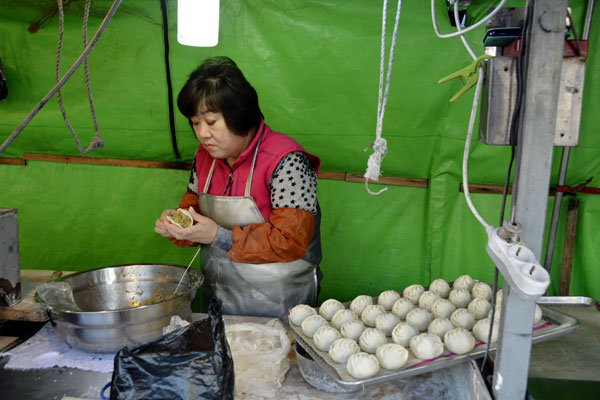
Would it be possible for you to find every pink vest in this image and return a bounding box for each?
[195,120,321,221]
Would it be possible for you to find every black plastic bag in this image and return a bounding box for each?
[109,299,234,399]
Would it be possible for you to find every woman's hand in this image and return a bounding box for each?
[155,209,177,238]
[156,207,219,244]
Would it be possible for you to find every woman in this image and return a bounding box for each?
[155,56,322,317]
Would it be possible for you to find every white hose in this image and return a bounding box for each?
[431,0,507,39]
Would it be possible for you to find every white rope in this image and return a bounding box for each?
[0,0,121,156]
[364,0,403,195]
[56,0,104,154]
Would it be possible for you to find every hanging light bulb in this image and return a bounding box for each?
[177,0,220,47]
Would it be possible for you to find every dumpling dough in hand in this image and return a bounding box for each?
[301,314,328,338]
[289,304,316,326]
[376,343,408,370]
[444,327,475,355]
[329,338,360,364]
[358,328,387,353]
[405,308,432,331]
[350,295,373,315]
[410,333,444,360]
[313,325,342,351]
[346,352,380,379]
[319,299,345,321]
[378,290,401,310]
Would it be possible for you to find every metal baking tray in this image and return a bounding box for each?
[536,296,595,307]
[279,303,580,390]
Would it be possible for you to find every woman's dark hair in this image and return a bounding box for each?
[177,56,262,136]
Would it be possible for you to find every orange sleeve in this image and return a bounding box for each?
[169,191,201,248]
[227,207,315,264]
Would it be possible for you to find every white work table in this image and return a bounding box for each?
[0,312,486,400]
[1,270,598,399]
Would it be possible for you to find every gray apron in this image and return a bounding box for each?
[198,132,319,317]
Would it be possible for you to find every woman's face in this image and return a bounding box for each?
[190,109,253,167]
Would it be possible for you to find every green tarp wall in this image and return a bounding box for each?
[1,0,598,304]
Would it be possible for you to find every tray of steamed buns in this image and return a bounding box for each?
[278,274,579,389]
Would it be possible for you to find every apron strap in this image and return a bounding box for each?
[202,160,216,194]
[245,125,265,197]
[201,124,266,196]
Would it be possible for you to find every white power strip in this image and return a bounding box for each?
[485,225,550,300]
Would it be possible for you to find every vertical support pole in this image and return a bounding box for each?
[559,198,579,295]
[493,1,568,399]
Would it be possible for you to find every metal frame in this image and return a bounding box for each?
[493,2,569,399]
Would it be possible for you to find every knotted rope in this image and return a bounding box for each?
[364,0,402,195]
[56,0,104,154]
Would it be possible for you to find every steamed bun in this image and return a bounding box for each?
[329,338,360,363]
[378,290,401,310]
[346,352,380,379]
[410,333,444,360]
[376,343,408,370]
[405,307,432,331]
[444,327,475,355]
[350,295,373,315]
[403,284,425,304]
[289,304,316,326]
[319,299,345,320]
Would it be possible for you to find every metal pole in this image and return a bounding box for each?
[543,148,570,271]
[493,1,568,399]
[543,0,595,273]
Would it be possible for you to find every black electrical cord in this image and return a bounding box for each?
[160,0,181,160]
[480,4,531,376]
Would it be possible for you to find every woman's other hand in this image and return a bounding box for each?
[155,209,177,238]
[159,207,219,244]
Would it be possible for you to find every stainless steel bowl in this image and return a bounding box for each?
[35,264,203,353]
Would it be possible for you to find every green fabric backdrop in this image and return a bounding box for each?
[0,0,598,303]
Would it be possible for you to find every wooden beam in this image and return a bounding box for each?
[317,171,346,181]
[0,157,26,166]
[318,171,428,188]
[23,153,192,170]
[346,173,428,188]
[460,183,556,196]
[12,153,430,189]
[559,198,579,296]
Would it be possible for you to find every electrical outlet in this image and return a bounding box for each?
[485,225,550,300]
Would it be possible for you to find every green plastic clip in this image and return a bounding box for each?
[438,55,492,102]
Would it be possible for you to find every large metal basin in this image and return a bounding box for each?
[35,264,203,353]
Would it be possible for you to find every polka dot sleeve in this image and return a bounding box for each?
[269,152,318,215]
